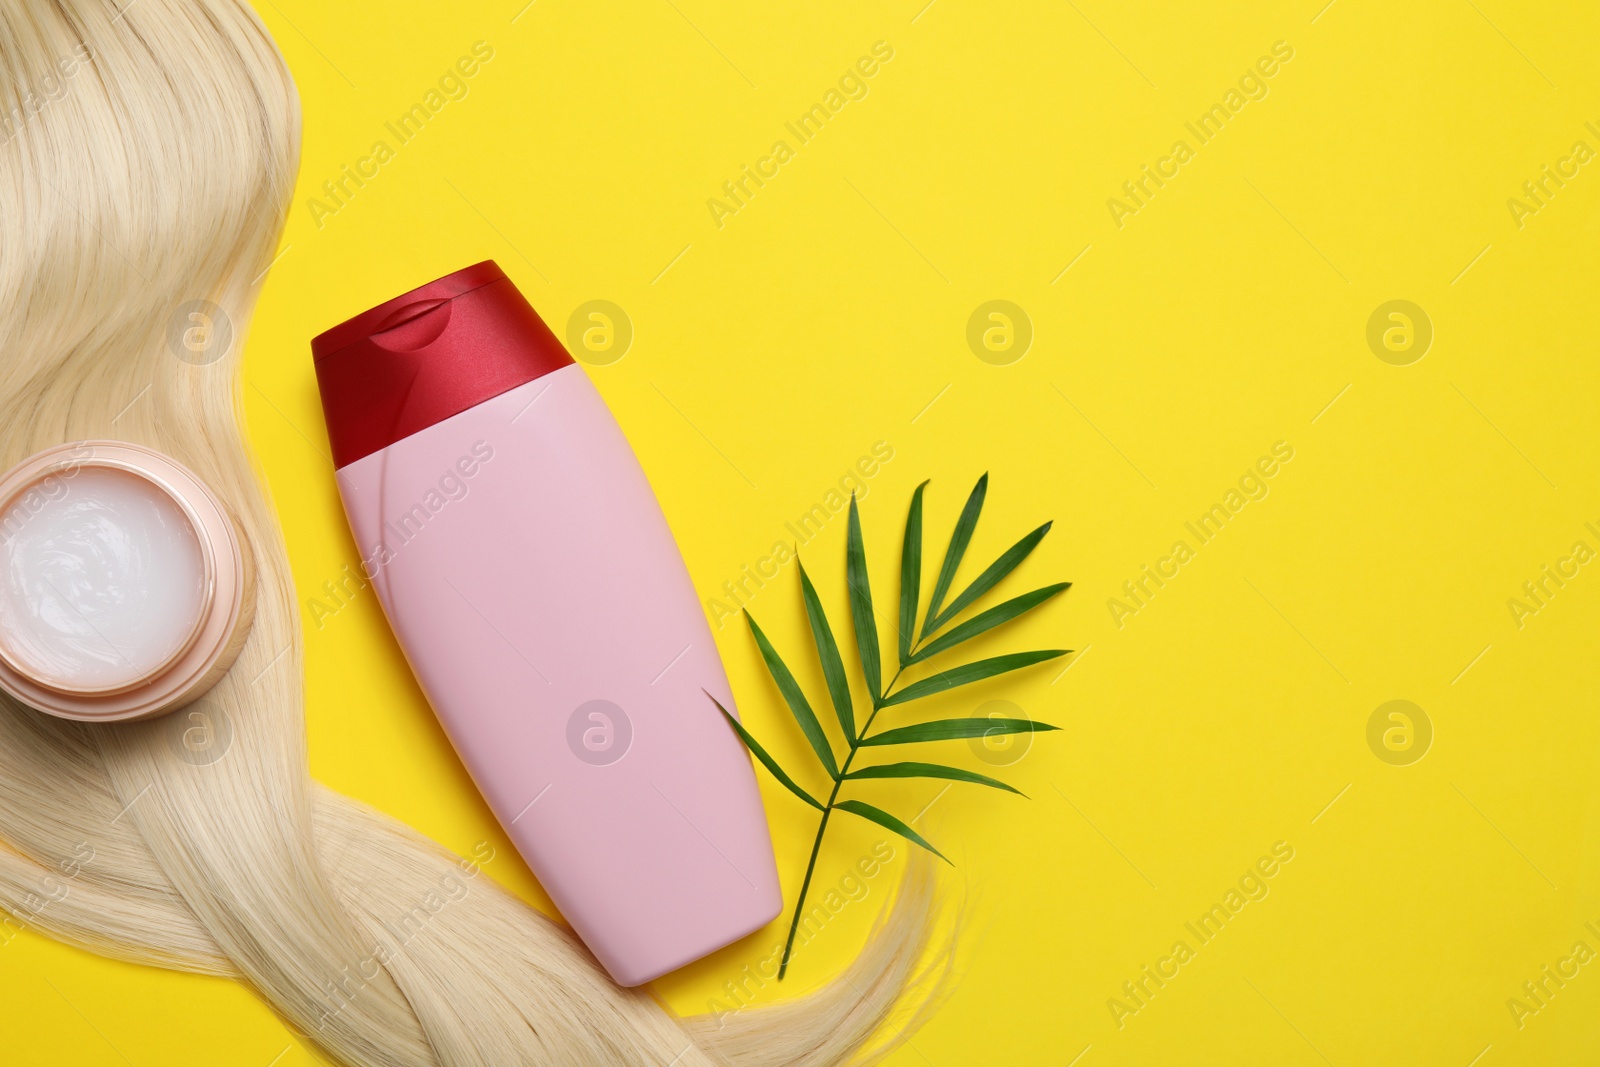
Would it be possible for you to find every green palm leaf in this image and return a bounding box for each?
[844,761,1024,796]
[744,476,1070,981]
[910,584,1070,664]
[846,493,882,701]
[880,649,1067,707]
[921,472,986,640]
[836,799,950,863]
[710,693,825,811]
[924,521,1051,635]
[898,481,929,668]
[746,613,839,779]
[860,717,1060,747]
[798,559,853,743]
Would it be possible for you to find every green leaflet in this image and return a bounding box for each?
[924,521,1052,635]
[898,481,929,668]
[846,493,882,701]
[798,559,853,743]
[836,799,950,863]
[922,473,986,639]
[910,584,1070,663]
[880,649,1067,707]
[844,761,1024,796]
[711,694,825,811]
[746,613,839,779]
[860,716,1061,746]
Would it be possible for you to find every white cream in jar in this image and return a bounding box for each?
[0,443,253,721]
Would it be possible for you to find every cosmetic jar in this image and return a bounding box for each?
[0,441,254,722]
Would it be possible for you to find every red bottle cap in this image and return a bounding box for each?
[312,261,574,468]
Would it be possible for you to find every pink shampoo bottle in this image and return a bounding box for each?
[312,261,781,985]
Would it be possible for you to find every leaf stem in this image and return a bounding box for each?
[778,803,831,980]
[778,664,905,978]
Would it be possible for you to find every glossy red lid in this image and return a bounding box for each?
[312,261,573,468]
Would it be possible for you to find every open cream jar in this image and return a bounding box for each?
[0,442,254,722]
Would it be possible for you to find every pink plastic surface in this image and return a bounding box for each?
[336,364,781,985]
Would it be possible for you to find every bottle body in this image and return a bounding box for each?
[316,265,779,986]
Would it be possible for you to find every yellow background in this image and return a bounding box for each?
[6,0,1600,1063]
